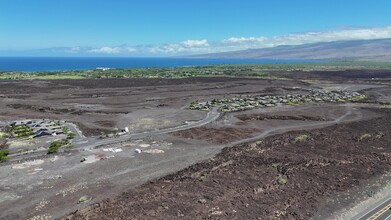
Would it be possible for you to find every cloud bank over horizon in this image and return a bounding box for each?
[3,26,391,56]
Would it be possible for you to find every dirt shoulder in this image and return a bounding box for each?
[64,108,391,220]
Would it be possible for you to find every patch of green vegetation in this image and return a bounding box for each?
[271,163,279,168]
[188,101,198,109]
[1,66,271,80]
[7,125,34,138]
[294,134,309,143]
[277,178,287,185]
[0,132,6,139]
[78,196,88,203]
[62,127,70,133]
[348,94,367,102]
[47,139,70,154]
[255,140,263,145]
[67,132,76,139]
[2,61,391,81]
[0,149,9,162]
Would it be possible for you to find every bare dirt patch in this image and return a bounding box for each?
[73,122,110,136]
[94,120,116,128]
[65,108,391,220]
[171,127,260,144]
[236,114,326,122]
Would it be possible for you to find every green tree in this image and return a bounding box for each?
[47,140,65,154]
[62,127,70,133]
[67,132,76,139]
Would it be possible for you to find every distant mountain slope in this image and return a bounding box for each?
[188,38,391,60]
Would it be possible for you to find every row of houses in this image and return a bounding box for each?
[189,90,363,112]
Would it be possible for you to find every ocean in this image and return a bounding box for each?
[0,57,314,72]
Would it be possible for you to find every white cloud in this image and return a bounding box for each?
[222,37,267,44]
[181,39,209,48]
[62,26,391,55]
[220,26,391,50]
[68,47,81,53]
[125,47,137,53]
[88,46,137,54]
[89,46,122,54]
[140,39,211,54]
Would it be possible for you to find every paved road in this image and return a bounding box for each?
[84,106,220,149]
[7,107,221,162]
[356,197,391,220]
[6,102,381,162]
[7,102,379,163]
[2,102,379,219]
[66,122,84,139]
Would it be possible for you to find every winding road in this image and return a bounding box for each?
[7,107,221,162]
[3,101,387,220]
[228,104,354,147]
[6,102,374,162]
[78,107,221,149]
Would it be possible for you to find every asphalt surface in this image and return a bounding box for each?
[356,197,391,220]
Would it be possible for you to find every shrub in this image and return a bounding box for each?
[294,134,309,143]
[9,125,33,137]
[277,178,287,185]
[67,133,76,139]
[62,127,70,133]
[47,139,69,154]
[79,196,88,203]
[48,144,60,154]
[0,149,9,162]
[0,132,6,139]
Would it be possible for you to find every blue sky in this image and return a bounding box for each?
[1,0,391,56]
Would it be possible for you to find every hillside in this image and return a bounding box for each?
[187,38,391,60]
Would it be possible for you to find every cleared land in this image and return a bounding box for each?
[0,67,390,219]
[65,108,391,220]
